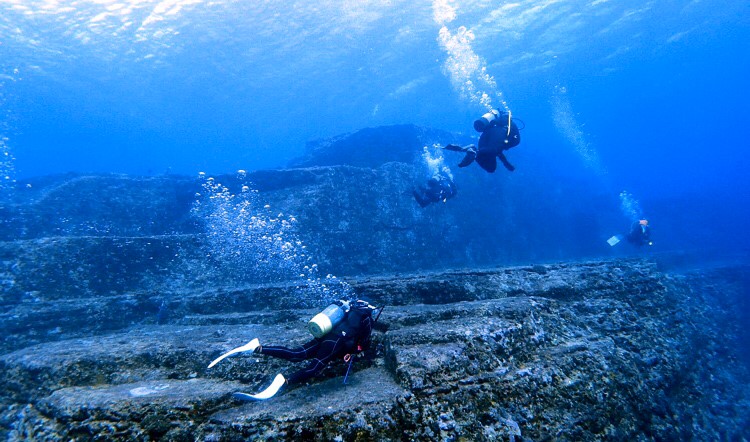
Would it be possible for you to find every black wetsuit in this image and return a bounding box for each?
[414,174,457,207]
[444,112,521,173]
[626,222,652,246]
[258,301,374,385]
[476,117,521,173]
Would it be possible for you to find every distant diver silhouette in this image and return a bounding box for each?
[607,219,653,247]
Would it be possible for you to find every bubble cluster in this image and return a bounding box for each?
[423,144,453,181]
[191,172,352,306]
[0,137,15,199]
[433,0,509,112]
[0,68,17,201]
[432,0,457,26]
[619,190,644,222]
[551,85,606,176]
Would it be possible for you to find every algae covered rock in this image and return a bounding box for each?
[1,260,748,440]
[1,126,748,440]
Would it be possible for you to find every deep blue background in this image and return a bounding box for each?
[1,0,748,254]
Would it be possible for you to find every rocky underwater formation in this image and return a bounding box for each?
[1,258,749,441]
[1,125,749,440]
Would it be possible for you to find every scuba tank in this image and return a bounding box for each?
[473,109,502,132]
[308,301,349,338]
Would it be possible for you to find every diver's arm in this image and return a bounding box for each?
[498,151,515,172]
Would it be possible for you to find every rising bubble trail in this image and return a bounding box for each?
[433,0,508,111]
[192,171,353,306]
[619,190,643,222]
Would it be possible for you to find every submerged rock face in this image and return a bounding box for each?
[0,173,200,240]
[287,124,474,168]
[0,169,617,302]
[0,124,623,299]
[1,125,748,439]
[1,259,748,440]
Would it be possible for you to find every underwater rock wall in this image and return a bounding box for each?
[0,125,621,297]
[1,259,748,440]
[0,161,617,304]
[2,124,747,439]
[0,163,614,301]
[0,173,199,240]
[287,124,474,168]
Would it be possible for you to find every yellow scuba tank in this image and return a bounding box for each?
[308,301,349,338]
[473,109,502,132]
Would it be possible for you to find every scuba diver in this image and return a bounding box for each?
[413,172,457,207]
[443,109,522,173]
[208,299,379,400]
[607,219,653,247]
[626,219,653,247]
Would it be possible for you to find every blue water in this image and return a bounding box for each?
[1,0,748,253]
[1,3,750,434]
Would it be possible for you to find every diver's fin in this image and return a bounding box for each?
[442,144,464,152]
[607,235,621,246]
[208,338,260,368]
[233,374,286,401]
[458,149,477,168]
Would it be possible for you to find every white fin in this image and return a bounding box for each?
[207,338,260,368]
[234,374,286,401]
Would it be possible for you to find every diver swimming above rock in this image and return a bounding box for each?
[607,219,653,248]
[625,219,653,247]
[208,299,380,400]
[443,109,522,173]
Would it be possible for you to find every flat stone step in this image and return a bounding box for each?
[1,266,748,441]
[33,367,404,441]
[40,377,246,420]
[1,258,666,353]
[0,324,306,403]
[210,366,406,423]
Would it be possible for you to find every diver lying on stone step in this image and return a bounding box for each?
[208,299,378,400]
[443,108,522,173]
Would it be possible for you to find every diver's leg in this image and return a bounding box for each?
[285,337,347,385]
[286,359,327,385]
[443,144,472,152]
[443,144,477,168]
[498,152,515,171]
[475,151,497,173]
[413,189,431,207]
[260,339,320,362]
[232,341,322,401]
[457,148,477,168]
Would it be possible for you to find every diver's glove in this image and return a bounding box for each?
[233,374,286,401]
[207,338,260,368]
[353,299,377,310]
[336,299,351,313]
